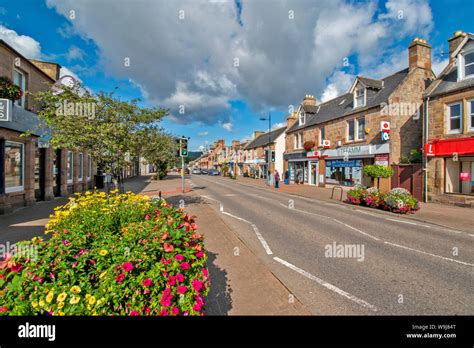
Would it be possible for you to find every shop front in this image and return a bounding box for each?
[320,143,390,187]
[284,151,319,185]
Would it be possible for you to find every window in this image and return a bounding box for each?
[4,141,24,193]
[319,127,325,146]
[78,153,84,181]
[447,102,462,133]
[468,100,474,132]
[347,119,355,141]
[297,132,304,148]
[13,69,26,108]
[357,118,365,140]
[88,156,93,179]
[67,151,74,183]
[354,86,365,108]
[299,111,306,125]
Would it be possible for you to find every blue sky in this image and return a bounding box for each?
[0,0,472,151]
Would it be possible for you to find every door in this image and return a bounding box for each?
[309,162,318,186]
[34,147,46,201]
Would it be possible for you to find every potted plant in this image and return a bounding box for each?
[303,140,315,152]
[0,76,23,101]
[363,164,394,190]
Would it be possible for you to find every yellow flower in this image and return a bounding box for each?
[69,296,80,305]
[58,310,65,316]
[58,302,65,309]
[57,292,67,302]
[46,292,54,304]
[70,286,81,294]
[88,296,96,305]
[31,301,38,309]
[99,271,107,279]
[39,300,45,308]
[99,249,108,256]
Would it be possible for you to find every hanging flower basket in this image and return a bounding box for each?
[0,76,23,101]
[303,140,315,151]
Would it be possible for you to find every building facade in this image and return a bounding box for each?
[284,38,435,194]
[424,31,474,206]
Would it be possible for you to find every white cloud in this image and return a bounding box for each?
[432,57,449,77]
[45,0,435,125]
[221,122,233,132]
[320,71,355,102]
[0,24,41,59]
[271,122,287,130]
[66,46,85,61]
[197,131,209,136]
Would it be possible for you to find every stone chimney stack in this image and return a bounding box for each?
[253,131,264,139]
[286,112,298,130]
[302,94,317,106]
[231,140,240,148]
[30,60,61,81]
[408,37,432,71]
[448,31,467,62]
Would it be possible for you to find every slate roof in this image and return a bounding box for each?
[425,34,474,98]
[287,68,409,133]
[245,126,286,149]
[358,76,384,90]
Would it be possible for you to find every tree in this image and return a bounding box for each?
[33,82,168,192]
[138,127,176,180]
[363,164,394,189]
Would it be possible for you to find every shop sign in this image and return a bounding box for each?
[424,138,474,157]
[460,172,470,181]
[375,154,389,166]
[0,98,11,122]
[322,143,390,159]
[337,146,362,156]
[327,159,362,168]
[306,151,319,158]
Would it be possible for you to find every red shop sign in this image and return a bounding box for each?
[424,137,474,157]
[460,172,470,181]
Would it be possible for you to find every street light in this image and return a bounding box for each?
[259,113,272,184]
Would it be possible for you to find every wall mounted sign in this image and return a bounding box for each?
[460,172,470,181]
[375,154,389,166]
[0,98,11,122]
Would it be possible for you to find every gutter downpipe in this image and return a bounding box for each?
[423,96,430,203]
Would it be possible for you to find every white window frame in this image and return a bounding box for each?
[13,69,26,108]
[67,151,74,184]
[4,141,24,193]
[356,117,366,140]
[78,153,84,182]
[296,132,303,149]
[299,111,306,126]
[457,49,474,81]
[354,86,366,108]
[87,156,92,180]
[468,99,474,132]
[446,102,463,134]
[347,119,355,142]
[319,127,325,146]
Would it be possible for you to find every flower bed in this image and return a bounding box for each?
[346,186,419,214]
[0,190,210,316]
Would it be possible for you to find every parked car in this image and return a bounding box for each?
[208,169,219,176]
[192,168,201,174]
[200,169,208,175]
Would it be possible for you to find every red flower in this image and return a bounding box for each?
[142,278,153,287]
[116,274,125,283]
[192,278,204,292]
[164,243,174,252]
[129,310,140,316]
[175,254,184,261]
[202,268,208,279]
[10,262,23,273]
[89,259,95,265]
[176,273,185,282]
[0,306,8,313]
[180,262,189,270]
[171,307,179,315]
[177,285,187,294]
[159,309,169,316]
[167,275,176,286]
[121,262,133,272]
[193,302,202,311]
[195,251,204,258]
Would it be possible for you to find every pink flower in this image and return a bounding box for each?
[159,309,169,316]
[193,303,202,311]
[202,268,208,279]
[191,223,197,230]
[121,262,133,272]
[175,254,184,261]
[176,273,185,282]
[195,251,204,258]
[116,274,125,283]
[171,307,179,315]
[164,243,174,252]
[89,259,95,265]
[160,288,172,307]
[167,275,176,286]
[192,278,204,292]
[10,262,22,273]
[129,310,140,316]
[145,215,150,220]
[72,262,78,268]
[177,285,187,294]
[0,306,8,313]
[142,278,153,287]
[180,262,189,270]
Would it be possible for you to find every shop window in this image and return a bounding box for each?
[445,157,474,194]
[67,151,74,183]
[347,119,355,141]
[78,153,84,182]
[13,69,26,108]
[447,102,462,133]
[4,141,24,193]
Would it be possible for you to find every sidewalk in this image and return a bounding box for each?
[235,176,474,233]
[126,174,309,315]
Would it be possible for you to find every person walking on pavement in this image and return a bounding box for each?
[274,170,280,189]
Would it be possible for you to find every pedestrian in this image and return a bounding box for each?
[274,170,280,188]
[284,170,290,185]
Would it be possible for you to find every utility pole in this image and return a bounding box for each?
[259,112,272,185]
[178,136,189,193]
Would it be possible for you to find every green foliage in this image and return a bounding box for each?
[0,191,209,316]
[400,149,422,164]
[363,164,394,178]
[0,76,22,101]
[382,188,420,213]
[138,127,175,180]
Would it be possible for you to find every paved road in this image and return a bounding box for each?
[188,174,474,315]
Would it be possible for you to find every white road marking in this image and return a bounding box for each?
[333,219,381,241]
[224,193,237,197]
[383,241,474,267]
[278,202,328,219]
[385,218,431,228]
[273,257,378,312]
[201,195,273,255]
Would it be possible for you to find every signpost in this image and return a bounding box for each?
[178,136,189,193]
[0,99,11,122]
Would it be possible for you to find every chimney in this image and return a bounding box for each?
[253,131,264,139]
[30,60,61,81]
[286,112,298,130]
[408,37,432,71]
[231,140,240,148]
[217,139,225,148]
[448,31,467,62]
[302,94,317,106]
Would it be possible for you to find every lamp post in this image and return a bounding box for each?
[259,113,272,185]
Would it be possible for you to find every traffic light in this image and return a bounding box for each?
[271,150,275,163]
[180,138,188,157]
[175,138,181,157]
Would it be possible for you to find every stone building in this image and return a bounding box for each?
[0,39,97,214]
[284,38,435,196]
[424,31,474,206]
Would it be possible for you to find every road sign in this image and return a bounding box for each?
[0,99,11,122]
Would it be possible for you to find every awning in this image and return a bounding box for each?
[425,137,474,157]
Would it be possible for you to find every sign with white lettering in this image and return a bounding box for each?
[0,98,11,122]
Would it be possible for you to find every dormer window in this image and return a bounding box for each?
[457,49,474,80]
[299,110,306,125]
[354,86,366,108]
